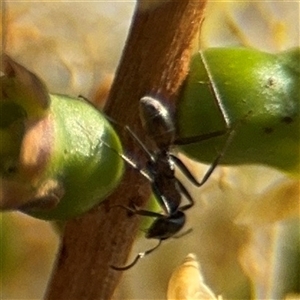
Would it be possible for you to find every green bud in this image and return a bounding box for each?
[0,55,124,220]
[177,48,300,176]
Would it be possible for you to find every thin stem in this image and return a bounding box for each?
[45,1,207,299]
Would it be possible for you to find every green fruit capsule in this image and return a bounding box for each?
[0,55,124,220]
[177,48,300,176]
[26,94,124,220]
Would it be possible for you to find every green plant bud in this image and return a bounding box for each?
[28,94,124,220]
[0,55,124,220]
[177,48,300,176]
[1,54,50,119]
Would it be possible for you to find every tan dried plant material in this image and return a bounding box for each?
[167,253,222,300]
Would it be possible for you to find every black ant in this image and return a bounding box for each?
[106,96,234,271]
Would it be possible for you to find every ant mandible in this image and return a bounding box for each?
[109,96,234,271]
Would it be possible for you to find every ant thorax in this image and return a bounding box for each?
[147,150,175,179]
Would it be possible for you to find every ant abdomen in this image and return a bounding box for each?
[146,211,186,240]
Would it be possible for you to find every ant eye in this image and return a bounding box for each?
[177,47,300,176]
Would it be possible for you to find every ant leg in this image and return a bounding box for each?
[199,50,231,128]
[194,129,236,187]
[103,116,154,161]
[111,240,162,271]
[100,138,152,182]
[172,129,235,187]
[175,178,194,211]
[102,138,171,216]
[111,203,166,218]
[124,125,154,161]
[170,154,204,186]
[174,130,226,146]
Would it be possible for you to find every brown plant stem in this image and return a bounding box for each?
[45,1,207,299]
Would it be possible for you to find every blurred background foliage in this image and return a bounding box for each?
[0,1,299,299]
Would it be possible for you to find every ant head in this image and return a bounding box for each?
[139,96,175,149]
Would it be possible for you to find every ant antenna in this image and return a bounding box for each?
[100,138,152,182]
[111,240,162,271]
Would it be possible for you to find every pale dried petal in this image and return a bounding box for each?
[167,254,221,300]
